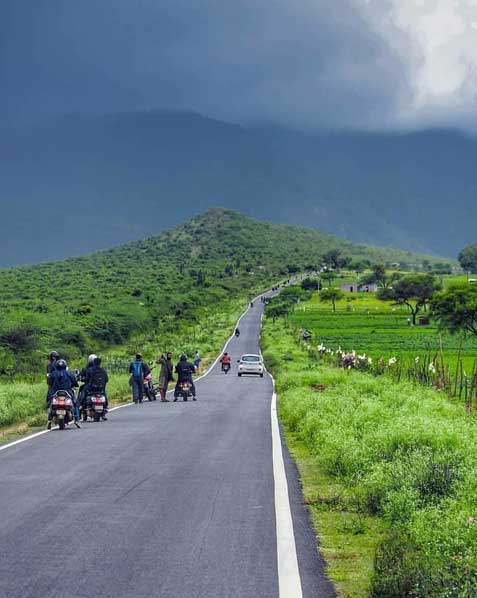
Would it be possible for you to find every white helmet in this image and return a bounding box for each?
[88,354,98,365]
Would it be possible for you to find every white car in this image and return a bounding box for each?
[237,354,264,377]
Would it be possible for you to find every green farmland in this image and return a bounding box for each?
[290,287,477,373]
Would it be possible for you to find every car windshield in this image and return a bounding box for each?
[242,355,260,363]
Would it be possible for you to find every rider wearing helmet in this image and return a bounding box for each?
[173,353,196,401]
[85,357,109,420]
[47,359,81,428]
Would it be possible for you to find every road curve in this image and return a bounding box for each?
[0,297,334,598]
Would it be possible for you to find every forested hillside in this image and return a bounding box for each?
[0,209,445,376]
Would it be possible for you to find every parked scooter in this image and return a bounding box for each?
[82,391,107,422]
[49,391,74,430]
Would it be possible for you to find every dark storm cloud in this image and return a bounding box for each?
[0,0,411,128]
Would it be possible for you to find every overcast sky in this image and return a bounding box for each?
[1,0,476,130]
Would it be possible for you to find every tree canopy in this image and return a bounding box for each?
[320,288,344,312]
[431,285,477,337]
[378,274,441,325]
[458,245,477,273]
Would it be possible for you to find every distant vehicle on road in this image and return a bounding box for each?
[237,354,264,377]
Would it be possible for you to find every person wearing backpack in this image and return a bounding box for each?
[129,353,150,404]
[86,357,109,420]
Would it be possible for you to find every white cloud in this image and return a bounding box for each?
[2,0,477,129]
[360,0,477,127]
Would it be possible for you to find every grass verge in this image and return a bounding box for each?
[285,432,386,597]
[262,318,477,597]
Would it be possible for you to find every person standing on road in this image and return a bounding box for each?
[193,351,201,371]
[46,351,59,402]
[157,352,174,402]
[129,353,150,404]
[78,353,97,409]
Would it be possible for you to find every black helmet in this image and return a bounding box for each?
[180,353,187,361]
[56,359,67,370]
[49,351,59,360]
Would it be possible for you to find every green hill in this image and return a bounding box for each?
[0,209,450,376]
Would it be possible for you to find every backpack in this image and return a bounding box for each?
[131,361,143,378]
[90,366,107,389]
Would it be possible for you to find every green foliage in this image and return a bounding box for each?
[262,320,477,597]
[301,277,320,291]
[378,273,441,325]
[458,244,477,273]
[265,285,311,320]
[360,264,398,289]
[320,288,344,312]
[432,284,477,337]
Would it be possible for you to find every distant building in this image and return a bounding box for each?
[341,283,379,293]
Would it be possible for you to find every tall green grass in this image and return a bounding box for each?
[263,319,477,597]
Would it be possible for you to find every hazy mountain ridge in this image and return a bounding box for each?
[1,111,474,266]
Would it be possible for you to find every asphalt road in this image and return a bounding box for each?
[0,296,335,598]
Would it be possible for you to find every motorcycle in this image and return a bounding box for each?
[221,362,231,374]
[82,392,107,422]
[49,391,74,430]
[144,373,158,401]
[177,381,193,401]
[235,330,240,338]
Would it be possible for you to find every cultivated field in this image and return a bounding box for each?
[291,283,477,374]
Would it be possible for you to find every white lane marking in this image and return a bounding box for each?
[259,294,303,598]
[0,428,52,452]
[0,289,269,452]
[271,387,304,598]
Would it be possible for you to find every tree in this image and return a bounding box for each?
[431,285,477,336]
[320,288,344,312]
[301,277,320,291]
[458,245,477,273]
[322,249,342,270]
[321,271,337,287]
[360,264,396,289]
[349,259,368,274]
[378,274,441,325]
